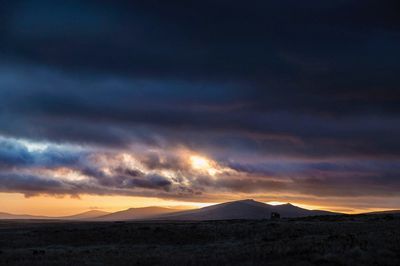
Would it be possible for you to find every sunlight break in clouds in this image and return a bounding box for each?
[190,155,218,176]
[2,133,400,214]
[0,0,399,217]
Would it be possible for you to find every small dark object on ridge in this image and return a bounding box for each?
[32,250,45,256]
[271,212,280,220]
[384,214,394,220]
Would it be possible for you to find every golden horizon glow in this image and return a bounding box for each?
[266,201,287,206]
[1,192,398,216]
[0,193,209,216]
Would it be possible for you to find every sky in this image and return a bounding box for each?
[0,0,400,215]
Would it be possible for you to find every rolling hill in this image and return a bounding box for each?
[94,207,180,221]
[0,200,340,221]
[58,210,111,220]
[364,210,400,216]
[153,199,338,220]
[0,212,51,220]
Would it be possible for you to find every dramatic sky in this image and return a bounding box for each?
[1,0,400,215]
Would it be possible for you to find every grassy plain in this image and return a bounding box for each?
[0,214,399,265]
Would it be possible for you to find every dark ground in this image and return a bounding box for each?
[0,215,399,266]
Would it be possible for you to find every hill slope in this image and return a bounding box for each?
[58,210,111,220]
[0,200,339,221]
[363,210,400,216]
[0,212,51,220]
[95,207,180,221]
[154,199,338,220]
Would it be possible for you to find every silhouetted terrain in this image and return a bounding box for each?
[364,210,400,215]
[95,207,180,221]
[0,200,339,221]
[59,210,111,220]
[1,214,399,266]
[154,199,337,220]
[0,213,52,220]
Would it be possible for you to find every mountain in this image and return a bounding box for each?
[271,203,335,217]
[363,210,400,215]
[0,212,51,220]
[94,207,180,221]
[153,199,338,220]
[58,210,111,220]
[0,210,109,220]
[0,200,339,221]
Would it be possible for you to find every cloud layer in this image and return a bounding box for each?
[0,1,399,209]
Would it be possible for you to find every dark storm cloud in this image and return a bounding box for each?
[2,1,400,83]
[0,138,82,169]
[0,138,32,168]
[0,173,67,196]
[0,137,399,199]
[0,1,399,201]
[81,165,172,191]
[1,66,399,158]
[139,152,187,171]
[0,172,174,198]
[0,141,174,196]
[125,174,172,190]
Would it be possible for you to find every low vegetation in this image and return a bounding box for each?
[0,214,399,265]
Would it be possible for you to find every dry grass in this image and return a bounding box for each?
[0,214,399,265]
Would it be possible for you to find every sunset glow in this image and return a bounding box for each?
[0,0,399,218]
[190,156,210,170]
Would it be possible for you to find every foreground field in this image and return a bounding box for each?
[0,215,399,266]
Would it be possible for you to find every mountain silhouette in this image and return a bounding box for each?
[364,210,400,215]
[0,200,340,221]
[153,199,337,220]
[0,212,51,220]
[58,210,110,220]
[94,207,180,221]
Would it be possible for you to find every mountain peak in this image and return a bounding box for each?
[237,199,256,203]
[84,210,107,214]
[156,200,340,221]
[95,206,179,221]
[222,199,265,208]
[59,210,110,220]
[127,206,171,211]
